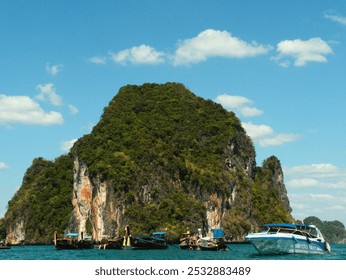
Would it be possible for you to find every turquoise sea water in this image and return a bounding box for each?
[1,243,345,260]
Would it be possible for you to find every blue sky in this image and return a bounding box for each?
[1,0,345,227]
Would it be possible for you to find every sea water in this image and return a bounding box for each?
[0,243,345,260]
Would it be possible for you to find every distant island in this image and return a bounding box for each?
[300,216,346,244]
[0,82,344,244]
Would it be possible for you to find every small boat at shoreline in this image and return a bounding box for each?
[98,236,124,249]
[54,231,94,250]
[179,231,198,250]
[0,240,11,250]
[197,237,227,251]
[131,231,168,250]
[198,228,227,251]
[98,226,131,250]
[179,228,227,251]
[245,223,331,255]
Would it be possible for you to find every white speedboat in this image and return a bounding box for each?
[245,223,331,255]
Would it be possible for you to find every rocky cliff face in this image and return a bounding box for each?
[5,219,25,245]
[2,83,293,244]
[67,157,126,240]
[262,157,292,214]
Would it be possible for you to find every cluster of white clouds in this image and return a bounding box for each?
[0,94,64,126]
[284,163,346,222]
[285,163,346,189]
[0,63,79,128]
[214,94,298,147]
[89,28,334,68]
[0,63,81,170]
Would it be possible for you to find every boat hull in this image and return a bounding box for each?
[55,239,94,250]
[179,240,198,250]
[131,237,168,250]
[198,238,228,251]
[99,238,124,250]
[246,234,329,255]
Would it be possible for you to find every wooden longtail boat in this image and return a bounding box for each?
[54,231,94,250]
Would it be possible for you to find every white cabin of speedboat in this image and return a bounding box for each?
[245,223,331,255]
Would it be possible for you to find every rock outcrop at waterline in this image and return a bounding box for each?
[1,82,293,244]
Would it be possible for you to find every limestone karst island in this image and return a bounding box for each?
[0,82,345,246]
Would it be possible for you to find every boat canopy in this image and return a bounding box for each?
[212,228,224,238]
[65,233,79,237]
[153,232,166,235]
[264,223,296,229]
[263,223,315,230]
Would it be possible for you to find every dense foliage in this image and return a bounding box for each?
[252,156,293,226]
[3,155,73,244]
[72,83,242,194]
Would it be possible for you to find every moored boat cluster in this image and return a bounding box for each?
[52,223,331,255]
[53,225,227,251]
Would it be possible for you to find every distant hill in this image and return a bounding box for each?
[1,82,293,244]
[303,216,346,244]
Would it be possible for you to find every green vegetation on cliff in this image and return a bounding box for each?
[3,82,293,243]
[252,156,292,226]
[73,83,243,194]
[3,155,73,243]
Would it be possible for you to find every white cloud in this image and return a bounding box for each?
[89,56,107,64]
[173,29,272,65]
[325,13,346,26]
[284,163,346,196]
[46,63,63,76]
[273,37,333,67]
[289,192,346,223]
[215,95,251,109]
[288,178,321,188]
[308,193,335,201]
[91,29,272,67]
[0,162,8,170]
[284,163,346,190]
[36,83,62,106]
[285,163,341,177]
[242,122,273,139]
[242,122,298,147]
[328,204,346,211]
[214,94,263,117]
[0,94,63,125]
[259,133,299,147]
[110,44,165,65]
[239,106,263,117]
[60,139,78,152]
[68,104,79,115]
[215,94,297,147]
